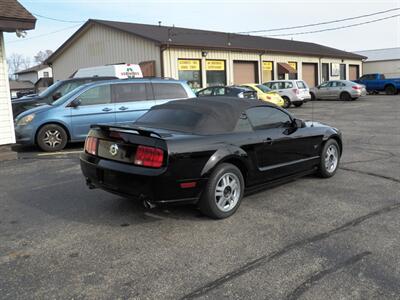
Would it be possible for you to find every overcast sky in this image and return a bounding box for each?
[4,0,400,61]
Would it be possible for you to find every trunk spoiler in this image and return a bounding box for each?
[91,124,162,139]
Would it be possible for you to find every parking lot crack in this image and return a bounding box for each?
[180,203,400,299]
[286,251,371,300]
[340,167,400,183]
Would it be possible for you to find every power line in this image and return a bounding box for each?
[32,13,84,23]
[263,14,400,37]
[237,7,400,34]
[7,24,81,43]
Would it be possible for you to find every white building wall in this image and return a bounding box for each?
[37,66,53,78]
[162,48,363,87]
[51,23,161,80]
[362,60,400,78]
[0,32,16,145]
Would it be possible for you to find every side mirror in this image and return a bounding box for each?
[293,118,304,128]
[69,98,81,108]
[52,92,62,101]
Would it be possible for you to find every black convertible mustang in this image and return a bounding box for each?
[80,97,342,219]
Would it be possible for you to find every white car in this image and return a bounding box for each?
[263,80,311,108]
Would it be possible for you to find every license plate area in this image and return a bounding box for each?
[97,140,136,163]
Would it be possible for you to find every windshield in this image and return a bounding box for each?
[256,84,272,93]
[51,85,87,106]
[38,81,64,97]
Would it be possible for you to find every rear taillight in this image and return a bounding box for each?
[292,89,300,95]
[266,95,271,100]
[84,136,98,155]
[134,145,164,168]
[352,85,362,90]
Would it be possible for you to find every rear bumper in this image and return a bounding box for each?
[80,153,206,204]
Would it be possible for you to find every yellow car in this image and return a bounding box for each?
[240,84,285,107]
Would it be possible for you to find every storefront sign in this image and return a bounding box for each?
[263,61,273,71]
[331,63,340,76]
[206,60,225,71]
[178,60,200,71]
[288,62,297,70]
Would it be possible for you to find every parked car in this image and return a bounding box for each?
[310,80,367,101]
[195,86,257,99]
[73,63,143,79]
[239,83,284,107]
[14,78,195,152]
[80,97,342,219]
[354,73,400,95]
[11,76,117,118]
[263,80,311,108]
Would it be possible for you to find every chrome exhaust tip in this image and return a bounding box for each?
[143,199,156,209]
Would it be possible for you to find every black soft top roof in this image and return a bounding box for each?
[136,97,285,134]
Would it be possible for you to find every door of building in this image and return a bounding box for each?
[233,61,258,84]
[302,63,318,87]
[321,63,329,83]
[349,65,359,81]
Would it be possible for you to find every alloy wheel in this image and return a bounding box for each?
[43,130,63,148]
[215,172,241,212]
[325,144,338,173]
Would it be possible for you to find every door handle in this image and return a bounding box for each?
[263,138,273,145]
[102,107,112,112]
[118,106,128,111]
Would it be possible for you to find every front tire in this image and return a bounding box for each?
[37,124,68,152]
[282,96,291,108]
[318,139,340,178]
[198,163,244,219]
[310,92,316,101]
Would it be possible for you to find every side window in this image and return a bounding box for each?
[198,88,213,96]
[234,114,253,132]
[243,86,256,91]
[246,107,292,130]
[329,81,338,87]
[284,81,293,89]
[214,87,225,95]
[153,83,188,100]
[78,85,111,106]
[112,83,149,103]
[320,82,329,88]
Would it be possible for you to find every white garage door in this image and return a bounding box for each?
[0,32,16,145]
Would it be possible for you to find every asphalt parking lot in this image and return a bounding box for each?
[1,95,399,299]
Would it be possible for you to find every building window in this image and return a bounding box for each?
[178,59,202,90]
[43,71,49,78]
[288,61,297,79]
[340,64,346,80]
[206,60,226,87]
[331,63,340,76]
[262,61,274,83]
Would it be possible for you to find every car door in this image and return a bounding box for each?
[113,82,155,124]
[70,84,115,140]
[331,81,346,99]
[152,82,191,106]
[246,106,318,181]
[316,81,330,99]
[196,87,214,97]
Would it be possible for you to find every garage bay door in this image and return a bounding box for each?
[233,61,257,84]
[349,65,359,81]
[302,63,318,87]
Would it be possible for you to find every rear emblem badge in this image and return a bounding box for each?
[109,144,119,156]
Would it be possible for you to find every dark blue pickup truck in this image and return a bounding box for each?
[355,73,400,95]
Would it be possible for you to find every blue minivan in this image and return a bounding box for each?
[14,78,195,151]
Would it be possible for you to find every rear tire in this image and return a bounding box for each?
[36,124,68,152]
[282,96,291,108]
[340,92,351,101]
[198,163,244,219]
[293,102,303,107]
[310,92,316,101]
[318,139,340,178]
[385,85,396,95]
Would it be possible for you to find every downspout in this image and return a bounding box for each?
[160,44,166,78]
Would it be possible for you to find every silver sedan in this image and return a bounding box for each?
[310,80,367,101]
